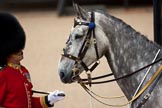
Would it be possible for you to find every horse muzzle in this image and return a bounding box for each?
[59,67,80,83]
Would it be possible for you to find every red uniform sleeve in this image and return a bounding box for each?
[32,97,44,108]
[32,96,53,108]
[0,75,7,106]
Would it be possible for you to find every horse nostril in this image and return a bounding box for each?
[60,72,65,79]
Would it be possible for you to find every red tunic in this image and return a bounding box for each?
[0,65,49,108]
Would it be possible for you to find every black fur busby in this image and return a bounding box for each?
[0,12,26,66]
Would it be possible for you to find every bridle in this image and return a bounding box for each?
[62,11,100,85]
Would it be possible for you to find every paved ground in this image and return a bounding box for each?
[3,5,154,108]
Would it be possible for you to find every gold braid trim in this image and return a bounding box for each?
[7,62,21,70]
[40,97,48,108]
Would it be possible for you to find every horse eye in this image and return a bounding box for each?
[75,34,83,40]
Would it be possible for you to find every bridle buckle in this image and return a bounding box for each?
[86,71,92,87]
[72,67,80,81]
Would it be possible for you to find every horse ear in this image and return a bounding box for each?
[73,2,89,20]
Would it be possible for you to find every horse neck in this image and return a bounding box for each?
[98,14,161,99]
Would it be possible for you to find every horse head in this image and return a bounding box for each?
[58,3,162,108]
[58,3,107,83]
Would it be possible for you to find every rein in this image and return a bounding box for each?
[81,57,162,85]
[79,65,162,107]
[32,90,49,95]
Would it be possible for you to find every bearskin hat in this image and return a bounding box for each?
[0,12,26,66]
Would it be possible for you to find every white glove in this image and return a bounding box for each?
[48,90,65,105]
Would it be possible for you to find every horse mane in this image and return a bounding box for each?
[94,10,161,48]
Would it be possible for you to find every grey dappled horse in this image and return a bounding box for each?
[58,3,162,108]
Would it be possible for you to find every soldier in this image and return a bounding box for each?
[0,12,65,108]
